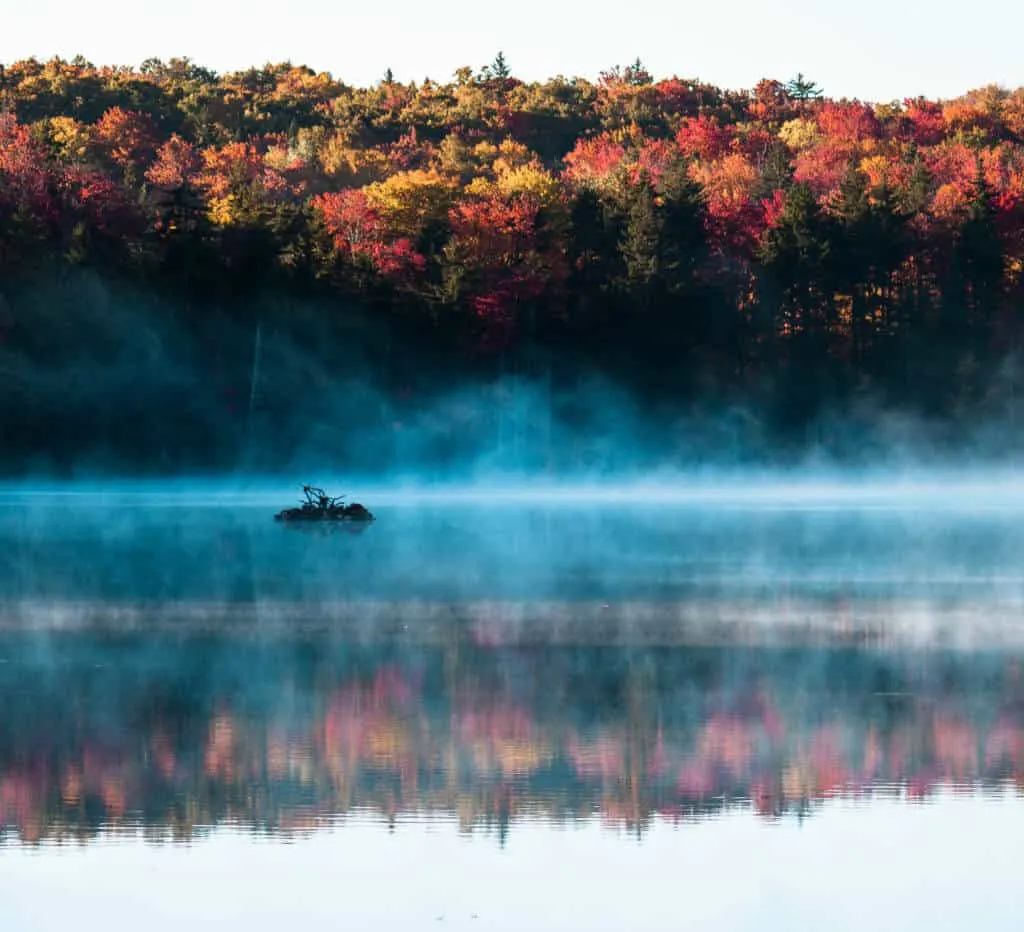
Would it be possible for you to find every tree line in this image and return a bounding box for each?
[2,55,1024,466]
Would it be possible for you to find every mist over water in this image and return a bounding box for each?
[2,477,1023,929]
[7,476,1024,612]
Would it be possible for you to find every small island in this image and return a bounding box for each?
[274,485,375,523]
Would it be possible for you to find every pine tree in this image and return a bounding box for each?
[619,180,662,289]
[567,186,620,321]
[785,73,823,101]
[759,181,832,313]
[900,156,931,215]
[658,161,705,290]
[757,141,795,197]
[836,163,869,225]
[624,58,652,86]
[957,157,1003,316]
[490,52,510,80]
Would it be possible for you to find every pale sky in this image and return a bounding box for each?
[2,0,1023,103]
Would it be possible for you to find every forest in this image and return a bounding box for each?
[2,55,1024,471]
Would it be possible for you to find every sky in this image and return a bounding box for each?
[2,0,1022,102]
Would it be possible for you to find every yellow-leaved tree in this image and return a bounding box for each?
[494,163,562,206]
[778,118,821,153]
[319,131,390,186]
[46,116,91,163]
[465,161,568,236]
[363,169,456,241]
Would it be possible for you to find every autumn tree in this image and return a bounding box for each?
[91,107,159,180]
[445,191,551,347]
[750,79,791,123]
[364,168,455,251]
[0,115,59,263]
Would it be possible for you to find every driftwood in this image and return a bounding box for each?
[274,485,375,523]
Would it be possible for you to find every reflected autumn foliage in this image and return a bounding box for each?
[1,634,1022,846]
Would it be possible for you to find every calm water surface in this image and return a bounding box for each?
[1,492,1023,930]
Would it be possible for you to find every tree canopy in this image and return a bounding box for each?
[3,55,1024,468]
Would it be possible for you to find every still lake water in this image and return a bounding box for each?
[1,488,1024,930]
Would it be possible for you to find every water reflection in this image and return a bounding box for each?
[1,625,1021,847]
[3,497,1024,857]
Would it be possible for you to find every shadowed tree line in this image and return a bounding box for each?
[3,56,1024,470]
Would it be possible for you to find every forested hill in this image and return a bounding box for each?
[2,56,1024,472]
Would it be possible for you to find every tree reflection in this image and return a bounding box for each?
[0,632,1022,846]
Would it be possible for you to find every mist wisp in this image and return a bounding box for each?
[7,269,1024,480]
[3,474,1024,655]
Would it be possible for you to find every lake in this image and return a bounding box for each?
[1,487,1023,930]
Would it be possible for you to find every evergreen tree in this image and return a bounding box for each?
[785,73,823,101]
[491,52,510,80]
[830,164,908,359]
[566,186,621,324]
[624,58,652,86]
[957,157,1003,318]
[757,141,795,197]
[759,182,830,276]
[899,156,931,216]
[658,161,705,291]
[836,163,869,225]
[758,182,833,329]
[619,179,661,289]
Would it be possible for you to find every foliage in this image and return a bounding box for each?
[2,52,1024,407]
